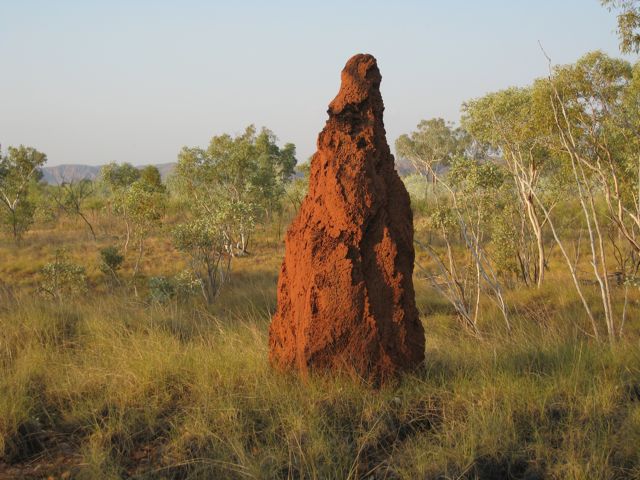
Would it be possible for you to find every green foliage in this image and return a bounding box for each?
[99,162,168,281]
[148,271,201,304]
[396,118,468,166]
[51,179,97,239]
[395,119,471,191]
[39,250,87,300]
[538,51,634,178]
[173,218,230,303]
[121,177,168,284]
[173,217,222,253]
[541,52,640,250]
[174,125,297,255]
[603,0,640,53]
[0,145,47,241]
[0,198,36,241]
[175,125,297,208]
[462,84,555,287]
[401,173,430,200]
[31,185,58,224]
[99,246,124,278]
[285,177,308,212]
[124,180,166,236]
[491,204,522,279]
[429,206,457,231]
[448,158,510,248]
[148,276,175,303]
[138,165,165,192]
[284,160,310,211]
[448,156,505,194]
[0,145,46,189]
[462,86,550,166]
[100,162,140,191]
[99,162,143,245]
[173,269,203,299]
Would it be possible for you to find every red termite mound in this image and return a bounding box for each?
[268,53,425,383]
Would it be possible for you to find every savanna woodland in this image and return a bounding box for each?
[2,2,640,479]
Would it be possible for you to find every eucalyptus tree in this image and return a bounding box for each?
[286,160,311,213]
[172,125,296,303]
[139,165,163,187]
[416,156,511,334]
[536,51,638,341]
[173,125,296,257]
[172,218,229,304]
[462,88,552,287]
[51,179,98,240]
[396,119,512,333]
[603,0,640,53]
[100,162,141,252]
[395,118,468,200]
[0,145,47,242]
[124,166,167,282]
[101,162,141,190]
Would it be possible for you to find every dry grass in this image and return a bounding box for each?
[1,215,640,479]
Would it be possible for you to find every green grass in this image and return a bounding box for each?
[1,279,639,479]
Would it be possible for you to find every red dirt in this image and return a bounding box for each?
[268,54,425,383]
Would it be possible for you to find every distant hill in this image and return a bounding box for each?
[40,163,176,185]
[41,159,412,185]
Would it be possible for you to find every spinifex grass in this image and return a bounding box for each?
[1,281,639,479]
[1,211,640,478]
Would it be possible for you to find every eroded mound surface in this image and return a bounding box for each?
[269,54,425,383]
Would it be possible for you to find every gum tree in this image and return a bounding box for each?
[51,179,98,240]
[415,157,511,334]
[172,218,230,304]
[124,166,167,283]
[395,118,468,200]
[174,125,296,257]
[172,125,296,304]
[100,162,141,252]
[0,145,47,242]
[603,0,640,53]
[462,88,552,287]
[537,51,638,341]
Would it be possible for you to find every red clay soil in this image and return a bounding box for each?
[269,53,425,383]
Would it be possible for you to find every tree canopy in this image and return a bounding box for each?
[0,145,47,240]
[603,0,640,53]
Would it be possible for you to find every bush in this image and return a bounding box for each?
[148,276,175,304]
[39,250,87,300]
[148,271,201,304]
[98,245,124,280]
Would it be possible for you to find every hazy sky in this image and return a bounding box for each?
[0,1,634,166]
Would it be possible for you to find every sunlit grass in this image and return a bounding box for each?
[1,280,639,478]
[1,215,640,478]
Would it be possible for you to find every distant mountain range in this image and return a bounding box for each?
[40,163,176,185]
[40,158,416,185]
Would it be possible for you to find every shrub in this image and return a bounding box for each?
[99,245,124,281]
[148,271,201,304]
[148,276,175,304]
[39,250,87,300]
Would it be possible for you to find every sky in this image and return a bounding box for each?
[0,1,635,167]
